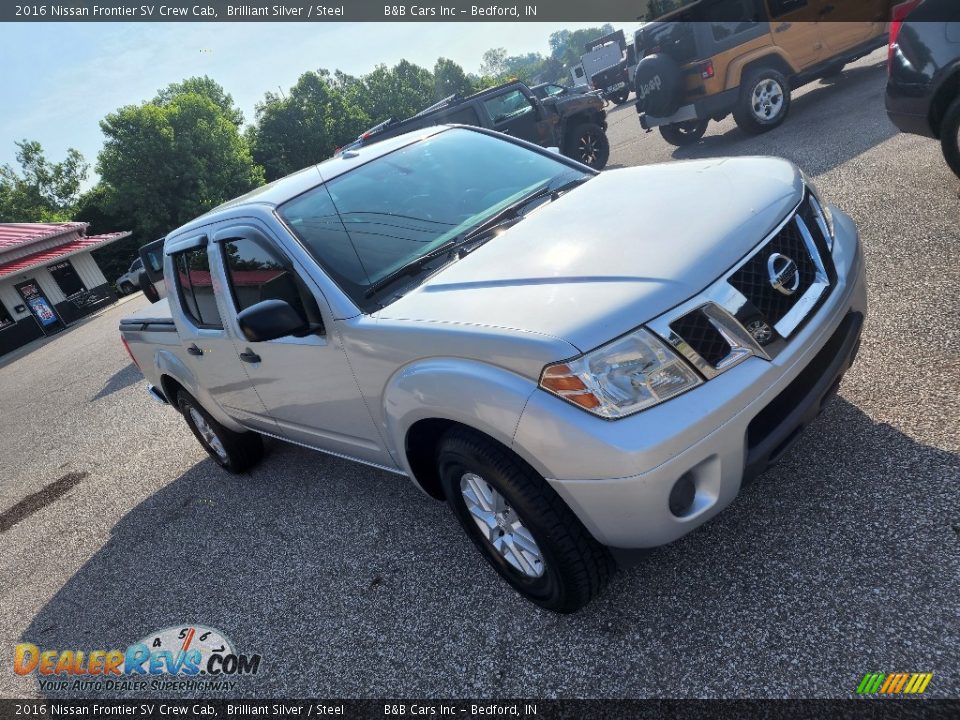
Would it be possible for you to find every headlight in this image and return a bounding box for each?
[801,171,835,249]
[539,328,702,419]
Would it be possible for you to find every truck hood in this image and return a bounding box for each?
[376,157,804,353]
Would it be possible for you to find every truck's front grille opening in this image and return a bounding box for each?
[670,309,730,366]
[729,217,820,325]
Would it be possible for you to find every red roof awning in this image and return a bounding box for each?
[0,232,132,280]
[0,222,87,252]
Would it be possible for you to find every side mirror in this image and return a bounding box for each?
[237,299,308,342]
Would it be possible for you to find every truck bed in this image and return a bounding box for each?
[119,298,181,383]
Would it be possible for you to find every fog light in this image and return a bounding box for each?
[669,472,696,517]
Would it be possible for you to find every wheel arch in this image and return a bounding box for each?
[727,50,794,90]
[929,66,960,139]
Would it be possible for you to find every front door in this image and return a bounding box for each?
[766,0,824,70]
[209,222,392,469]
[165,236,274,433]
[481,88,547,145]
[14,279,65,335]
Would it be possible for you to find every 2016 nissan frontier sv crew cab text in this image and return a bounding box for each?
[119,126,866,612]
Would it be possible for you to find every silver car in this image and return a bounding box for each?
[120,126,866,612]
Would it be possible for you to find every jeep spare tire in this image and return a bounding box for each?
[634,53,682,118]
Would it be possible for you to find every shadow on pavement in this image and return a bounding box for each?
[91,363,141,402]
[21,397,960,697]
[671,60,895,176]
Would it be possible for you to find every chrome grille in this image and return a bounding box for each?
[648,192,834,380]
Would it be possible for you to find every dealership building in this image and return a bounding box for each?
[0,222,131,357]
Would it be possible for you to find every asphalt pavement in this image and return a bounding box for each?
[1,49,958,699]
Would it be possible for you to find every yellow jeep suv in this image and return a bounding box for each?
[634,0,890,146]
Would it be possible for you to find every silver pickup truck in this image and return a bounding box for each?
[120,126,866,613]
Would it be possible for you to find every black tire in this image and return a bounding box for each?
[118,283,132,295]
[437,427,615,613]
[177,391,263,473]
[940,96,960,179]
[634,53,683,117]
[563,122,610,170]
[612,89,630,105]
[733,67,792,135]
[659,119,709,147]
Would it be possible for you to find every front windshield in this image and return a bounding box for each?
[278,128,588,311]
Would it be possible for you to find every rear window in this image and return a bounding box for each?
[172,248,222,328]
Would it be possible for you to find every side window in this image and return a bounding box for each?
[131,258,143,272]
[221,236,324,331]
[172,248,222,328]
[441,106,481,126]
[707,0,761,41]
[767,0,807,18]
[482,90,535,125]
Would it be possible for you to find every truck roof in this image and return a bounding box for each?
[165,126,450,242]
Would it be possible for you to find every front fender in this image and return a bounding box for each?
[382,358,547,484]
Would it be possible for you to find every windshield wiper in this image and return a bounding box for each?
[453,174,592,250]
[364,240,457,298]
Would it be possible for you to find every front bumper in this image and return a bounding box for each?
[511,209,866,549]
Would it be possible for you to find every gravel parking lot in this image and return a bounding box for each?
[1,48,958,699]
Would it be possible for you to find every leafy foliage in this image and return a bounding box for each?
[96,78,264,241]
[0,141,89,222]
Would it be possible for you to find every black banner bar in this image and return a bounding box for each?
[0,0,937,23]
[0,699,956,719]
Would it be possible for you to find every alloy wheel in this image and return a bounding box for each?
[459,472,545,578]
[189,407,228,463]
[751,79,784,122]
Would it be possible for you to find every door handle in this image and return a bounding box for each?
[239,349,261,363]
[186,343,203,356]
[775,22,792,33]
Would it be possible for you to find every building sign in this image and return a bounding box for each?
[15,280,60,329]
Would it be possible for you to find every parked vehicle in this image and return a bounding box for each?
[634,0,891,146]
[341,80,610,170]
[115,257,144,295]
[886,0,960,177]
[120,126,866,612]
[137,237,166,303]
[580,29,638,105]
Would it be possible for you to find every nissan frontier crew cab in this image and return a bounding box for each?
[120,126,866,613]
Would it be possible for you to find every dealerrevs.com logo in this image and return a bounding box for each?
[14,625,261,693]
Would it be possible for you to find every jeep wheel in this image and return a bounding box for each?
[733,68,791,135]
[437,427,615,613]
[659,119,709,147]
[940,96,960,179]
[178,391,263,473]
[612,89,630,105]
[119,282,134,295]
[564,122,610,170]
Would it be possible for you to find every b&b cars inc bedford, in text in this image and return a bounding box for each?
[17,5,346,18]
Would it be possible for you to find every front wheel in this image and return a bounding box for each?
[733,68,792,135]
[659,119,709,147]
[178,391,263,473]
[563,122,610,170]
[940,96,960,179]
[437,428,616,613]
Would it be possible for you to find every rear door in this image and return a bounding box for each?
[165,235,273,432]
[816,0,887,55]
[765,0,823,69]
[209,221,392,468]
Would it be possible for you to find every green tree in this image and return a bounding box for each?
[0,140,89,222]
[154,76,244,127]
[480,48,508,78]
[248,69,369,182]
[345,60,435,124]
[75,184,141,282]
[97,83,264,241]
[433,58,474,100]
